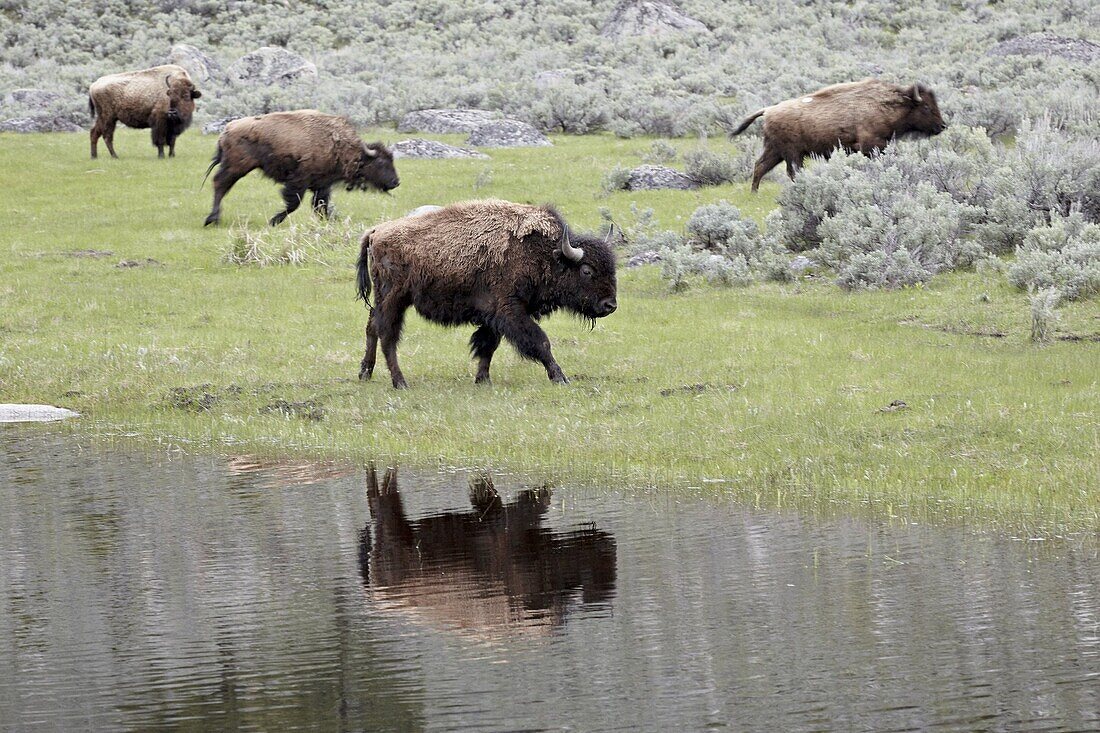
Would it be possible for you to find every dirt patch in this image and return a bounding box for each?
[659,383,739,397]
[116,258,163,269]
[899,318,1007,338]
[259,399,325,421]
[165,385,219,412]
[1055,332,1100,343]
[878,400,909,413]
[67,249,114,258]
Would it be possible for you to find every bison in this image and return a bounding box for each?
[730,78,948,191]
[88,64,201,159]
[202,110,399,227]
[356,199,618,389]
[360,466,616,638]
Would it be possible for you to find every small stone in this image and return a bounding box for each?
[0,404,80,423]
[624,164,699,191]
[627,250,663,267]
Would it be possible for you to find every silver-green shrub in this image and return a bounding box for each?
[1007,214,1100,301]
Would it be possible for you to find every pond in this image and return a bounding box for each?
[1,430,1097,731]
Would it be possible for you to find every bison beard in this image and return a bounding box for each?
[356,200,618,389]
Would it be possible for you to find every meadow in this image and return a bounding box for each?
[1,128,1096,536]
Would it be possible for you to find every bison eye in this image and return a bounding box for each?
[580,264,594,278]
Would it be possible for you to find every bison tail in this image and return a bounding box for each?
[200,143,221,189]
[356,230,373,305]
[728,108,765,139]
[88,96,95,118]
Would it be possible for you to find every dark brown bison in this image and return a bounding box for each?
[730,78,948,191]
[356,200,618,389]
[88,64,201,159]
[359,466,616,638]
[202,110,399,226]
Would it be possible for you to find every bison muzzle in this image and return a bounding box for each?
[356,200,618,389]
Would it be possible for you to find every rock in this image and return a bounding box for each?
[406,205,444,217]
[166,43,221,83]
[988,34,1100,64]
[391,138,489,159]
[789,255,817,274]
[227,47,317,86]
[0,404,80,423]
[202,116,241,135]
[0,116,83,133]
[2,88,62,109]
[627,250,663,267]
[601,1,709,40]
[467,119,551,148]
[624,164,699,190]
[397,108,500,134]
[534,69,577,89]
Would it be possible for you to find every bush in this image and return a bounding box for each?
[1007,214,1100,301]
[682,147,740,186]
[1029,288,1061,344]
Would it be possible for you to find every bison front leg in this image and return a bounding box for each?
[470,325,502,385]
[495,304,568,384]
[270,185,305,226]
[310,187,333,219]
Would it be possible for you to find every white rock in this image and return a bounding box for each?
[0,404,80,423]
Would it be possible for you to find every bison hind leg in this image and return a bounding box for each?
[359,314,379,382]
[751,146,783,192]
[470,325,502,385]
[270,185,305,226]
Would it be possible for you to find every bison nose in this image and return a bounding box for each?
[598,298,617,316]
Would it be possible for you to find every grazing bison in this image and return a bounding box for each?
[356,199,618,388]
[730,78,948,191]
[360,466,616,638]
[202,110,399,226]
[88,64,201,159]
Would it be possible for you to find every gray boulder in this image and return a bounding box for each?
[202,116,241,135]
[0,116,83,133]
[789,255,817,274]
[602,1,708,39]
[625,164,699,191]
[398,108,500,134]
[167,43,221,82]
[227,47,317,86]
[2,88,62,109]
[0,404,80,423]
[467,119,552,148]
[627,250,663,267]
[988,34,1100,63]
[391,138,489,159]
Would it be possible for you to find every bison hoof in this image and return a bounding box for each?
[203,215,219,227]
[269,214,287,226]
[475,375,491,385]
[392,379,409,390]
[358,367,373,381]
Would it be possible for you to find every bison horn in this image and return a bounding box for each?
[909,84,922,104]
[165,74,172,89]
[561,229,584,262]
[605,222,618,244]
[363,144,378,158]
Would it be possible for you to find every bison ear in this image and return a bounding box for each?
[908,84,922,104]
[191,90,202,99]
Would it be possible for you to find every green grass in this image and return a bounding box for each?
[2,129,1097,536]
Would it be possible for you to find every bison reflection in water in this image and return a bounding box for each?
[359,467,616,638]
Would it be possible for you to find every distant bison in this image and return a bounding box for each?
[356,200,618,389]
[88,64,201,159]
[730,78,948,191]
[202,110,399,226]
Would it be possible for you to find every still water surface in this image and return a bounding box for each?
[1,430,1097,732]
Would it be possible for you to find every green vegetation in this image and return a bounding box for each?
[2,130,1097,536]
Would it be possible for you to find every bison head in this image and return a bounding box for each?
[903,84,947,136]
[554,227,618,320]
[347,142,400,193]
[164,74,200,124]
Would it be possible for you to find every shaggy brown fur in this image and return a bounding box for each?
[730,78,948,191]
[360,466,616,637]
[356,199,618,388]
[202,110,399,226]
[88,64,201,159]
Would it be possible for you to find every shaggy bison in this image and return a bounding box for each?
[88,64,201,159]
[360,466,616,638]
[356,200,618,388]
[730,78,948,191]
[202,110,399,226]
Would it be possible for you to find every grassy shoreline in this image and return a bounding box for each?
[2,130,1097,536]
